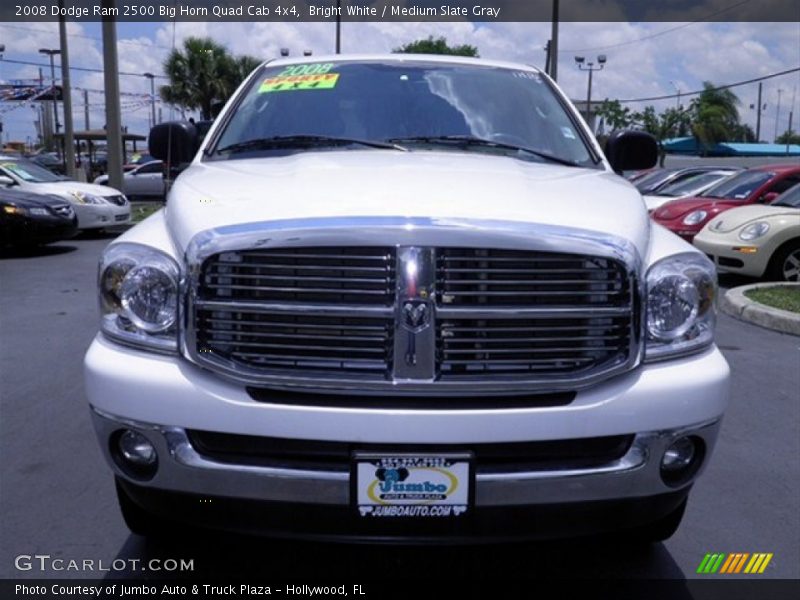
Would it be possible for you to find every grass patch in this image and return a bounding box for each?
[131,202,162,223]
[744,286,800,313]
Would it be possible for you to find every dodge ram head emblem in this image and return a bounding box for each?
[402,300,430,332]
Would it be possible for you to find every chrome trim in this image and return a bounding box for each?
[183,217,644,395]
[91,408,720,507]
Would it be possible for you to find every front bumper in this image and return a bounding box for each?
[74,201,130,229]
[86,334,729,536]
[694,234,769,278]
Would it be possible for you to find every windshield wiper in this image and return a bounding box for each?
[385,135,581,167]
[214,135,406,155]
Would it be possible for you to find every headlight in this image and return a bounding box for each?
[72,191,106,205]
[739,221,770,241]
[645,253,716,361]
[682,210,708,226]
[2,204,27,215]
[99,243,181,352]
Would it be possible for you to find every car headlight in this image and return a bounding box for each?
[2,204,27,215]
[682,210,708,226]
[72,191,106,205]
[739,221,770,241]
[645,253,716,361]
[98,243,181,352]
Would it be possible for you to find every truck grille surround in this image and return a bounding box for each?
[188,235,640,396]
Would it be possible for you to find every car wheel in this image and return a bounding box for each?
[115,478,166,538]
[768,240,800,282]
[625,498,687,543]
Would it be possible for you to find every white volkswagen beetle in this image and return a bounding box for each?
[694,183,800,281]
[0,155,130,230]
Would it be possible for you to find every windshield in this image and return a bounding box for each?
[701,170,773,200]
[210,60,597,167]
[0,159,68,183]
[634,169,675,192]
[773,183,800,208]
[656,171,733,197]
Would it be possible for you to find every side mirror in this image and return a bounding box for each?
[148,121,199,165]
[604,130,658,174]
[760,192,779,204]
[0,175,15,187]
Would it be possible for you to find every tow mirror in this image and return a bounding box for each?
[604,130,658,174]
[148,121,199,165]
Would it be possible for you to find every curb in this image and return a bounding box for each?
[720,282,800,336]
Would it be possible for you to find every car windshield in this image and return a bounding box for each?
[210,60,597,168]
[0,159,69,183]
[634,169,675,192]
[701,170,773,200]
[656,172,733,197]
[772,183,800,208]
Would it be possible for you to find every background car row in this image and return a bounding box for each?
[632,164,800,282]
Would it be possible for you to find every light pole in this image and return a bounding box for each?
[575,54,606,126]
[775,88,783,142]
[143,72,156,129]
[335,0,341,54]
[670,81,681,109]
[39,48,61,151]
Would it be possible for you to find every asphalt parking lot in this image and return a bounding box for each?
[1,234,798,582]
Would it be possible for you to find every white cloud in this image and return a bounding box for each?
[1,20,798,144]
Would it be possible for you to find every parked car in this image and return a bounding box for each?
[633,166,738,195]
[0,155,130,230]
[94,160,165,199]
[694,183,800,281]
[85,54,728,543]
[29,152,66,176]
[0,187,78,246]
[643,169,740,212]
[652,164,800,242]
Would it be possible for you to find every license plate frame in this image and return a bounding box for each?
[352,453,473,519]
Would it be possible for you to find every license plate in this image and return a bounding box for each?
[115,213,130,221]
[353,454,472,518]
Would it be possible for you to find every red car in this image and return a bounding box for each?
[652,164,800,242]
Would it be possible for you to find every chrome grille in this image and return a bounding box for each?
[436,249,634,379]
[187,228,639,394]
[106,195,127,206]
[200,247,396,305]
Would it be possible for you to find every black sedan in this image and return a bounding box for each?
[0,189,78,247]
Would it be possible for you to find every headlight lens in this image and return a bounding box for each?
[739,221,770,241]
[72,191,106,205]
[645,253,716,361]
[99,243,180,352]
[682,210,708,226]
[2,204,27,215]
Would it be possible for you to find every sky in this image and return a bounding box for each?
[0,20,798,145]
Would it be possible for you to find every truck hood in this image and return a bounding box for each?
[166,151,650,256]
[705,204,800,233]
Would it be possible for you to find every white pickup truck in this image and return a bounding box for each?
[84,54,729,542]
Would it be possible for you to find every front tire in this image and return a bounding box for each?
[115,478,165,537]
[768,240,800,282]
[626,498,687,543]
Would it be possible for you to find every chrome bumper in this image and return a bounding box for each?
[91,407,721,507]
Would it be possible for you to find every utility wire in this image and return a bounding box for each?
[0,58,167,79]
[0,23,174,52]
[560,0,755,53]
[616,67,800,104]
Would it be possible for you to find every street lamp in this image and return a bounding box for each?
[39,48,61,137]
[143,72,156,129]
[575,54,606,124]
[670,81,681,109]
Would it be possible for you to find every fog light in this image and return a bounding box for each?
[662,437,696,471]
[119,430,157,465]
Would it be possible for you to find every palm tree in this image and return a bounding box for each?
[223,54,262,97]
[690,82,741,153]
[159,37,234,120]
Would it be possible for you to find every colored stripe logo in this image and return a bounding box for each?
[697,553,773,574]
